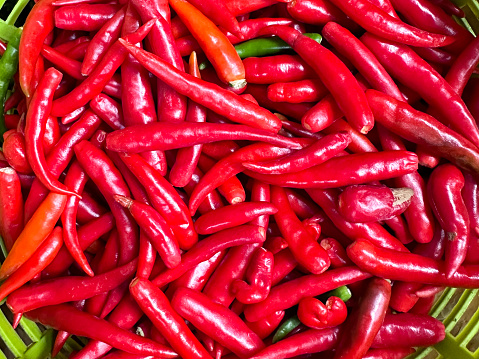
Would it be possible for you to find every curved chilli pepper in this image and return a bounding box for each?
[0,167,24,251]
[366,89,479,175]
[0,227,63,302]
[24,109,101,223]
[40,45,84,80]
[188,0,241,37]
[61,160,94,277]
[267,79,327,104]
[50,19,156,117]
[194,202,278,235]
[107,122,301,153]
[169,52,207,187]
[114,195,181,269]
[372,313,445,348]
[445,36,479,96]
[306,188,408,252]
[231,247,274,304]
[152,225,265,287]
[243,55,317,85]
[272,186,330,274]
[338,185,414,223]
[73,141,139,265]
[251,327,340,359]
[24,304,177,358]
[183,168,224,215]
[120,152,197,250]
[329,0,454,47]
[25,67,77,197]
[130,278,212,359]
[189,142,308,215]
[362,34,479,148]
[19,0,55,97]
[322,22,404,101]
[285,0,357,28]
[82,6,127,76]
[245,151,418,189]
[90,94,125,130]
[170,0,245,89]
[61,106,86,125]
[245,310,285,340]
[118,40,281,132]
[243,132,351,174]
[171,287,265,358]
[272,315,301,343]
[258,26,374,134]
[244,266,371,322]
[0,192,67,280]
[428,164,469,278]
[6,259,137,315]
[297,296,347,329]
[54,4,121,31]
[346,239,479,288]
[334,278,391,359]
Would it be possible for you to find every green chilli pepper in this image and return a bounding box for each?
[320,285,352,303]
[272,315,301,343]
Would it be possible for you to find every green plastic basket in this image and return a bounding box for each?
[1,0,479,358]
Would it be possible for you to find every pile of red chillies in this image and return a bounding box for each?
[2,0,479,357]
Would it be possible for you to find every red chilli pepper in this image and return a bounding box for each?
[428,164,469,278]
[54,4,121,31]
[297,296,347,329]
[0,167,24,251]
[231,247,274,304]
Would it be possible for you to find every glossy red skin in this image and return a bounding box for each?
[183,168,224,215]
[334,278,391,359]
[445,36,479,95]
[54,4,121,31]
[76,191,107,224]
[286,0,357,28]
[428,164,469,277]
[463,172,479,264]
[0,168,24,251]
[90,94,125,130]
[171,287,265,358]
[267,79,328,104]
[298,296,347,329]
[244,266,371,322]
[244,55,317,85]
[231,247,274,304]
[7,259,137,314]
[3,132,32,174]
[40,45,83,79]
[74,141,139,265]
[81,6,126,76]
[245,310,285,340]
[130,278,212,359]
[152,225,265,288]
[362,34,479,148]
[320,238,353,268]
[195,202,278,234]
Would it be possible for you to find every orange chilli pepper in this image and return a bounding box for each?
[168,0,246,89]
[0,192,67,280]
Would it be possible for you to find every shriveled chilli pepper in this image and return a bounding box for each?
[194,202,278,234]
[117,40,281,132]
[18,0,55,98]
[50,19,155,117]
[244,266,371,322]
[82,6,126,76]
[130,278,212,359]
[25,304,177,358]
[271,186,330,274]
[169,0,245,89]
[328,0,454,47]
[0,192,67,280]
[366,89,479,175]
[428,164,469,278]
[231,247,274,304]
[171,287,265,358]
[246,150,418,189]
[338,185,414,223]
[362,34,479,148]
[25,67,77,197]
[7,259,137,315]
[334,278,391,359]
[243,132,351,174]
[74,141,139,265]
[169,52,207,187]
[152,225,265,287]
[120,152,197,250]
[0,227,63,301]
[54,4,121,31]
[0,168,23,251]
[114,195,181,269]
[258,26,373,134]
[297,296,347,329]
